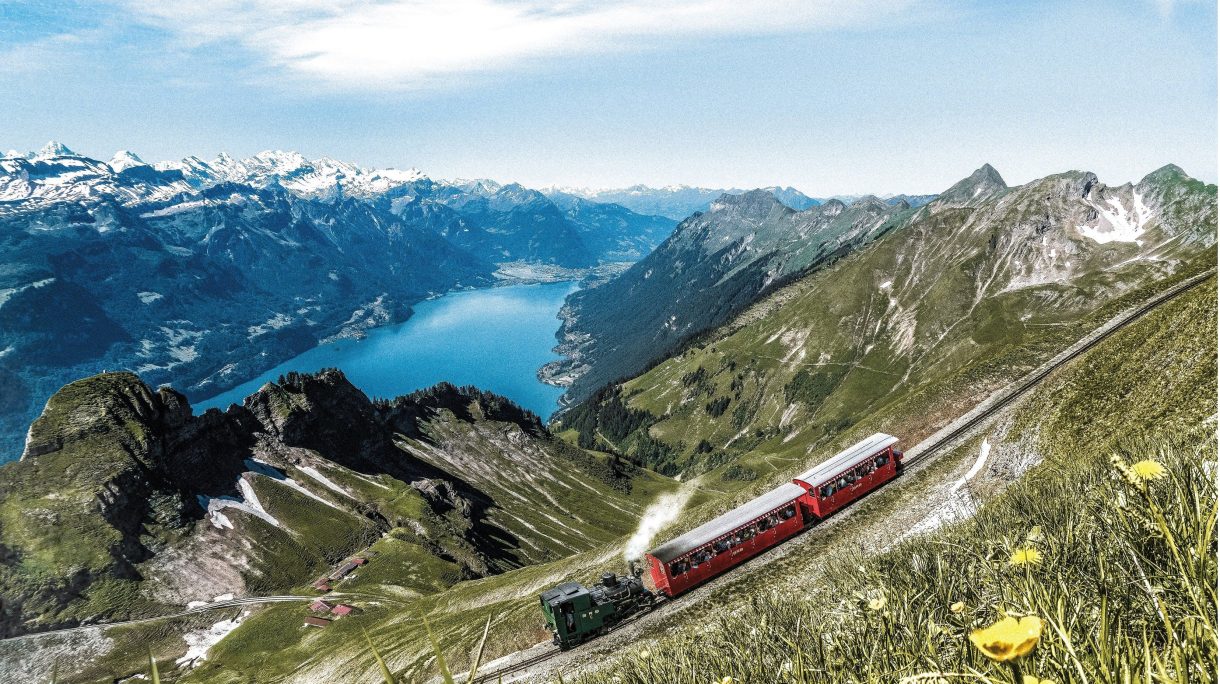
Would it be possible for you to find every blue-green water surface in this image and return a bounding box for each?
[196,282,575,418]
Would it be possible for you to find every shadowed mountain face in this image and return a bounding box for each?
[542,189,914,405]
[558,164,1216,475]
[0,148,676,461]
[0,369,653,637]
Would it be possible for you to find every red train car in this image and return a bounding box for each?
[644,433,902,597]
[645,483,806,597]
[792,433,901,518]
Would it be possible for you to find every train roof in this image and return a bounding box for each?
[648,482,806,564]
[540,582,587,605]
[793,433,899,488]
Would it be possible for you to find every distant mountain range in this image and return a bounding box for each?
[546,163,1217,413]
[548,184,822,220]
[546,184,937,221]
[0,142,678,459]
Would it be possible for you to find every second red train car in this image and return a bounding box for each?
[646,433,902,597]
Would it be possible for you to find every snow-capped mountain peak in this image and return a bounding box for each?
[108,150,147,172]
[35,141,76,159]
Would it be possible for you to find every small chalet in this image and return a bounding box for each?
[303,616,331,628]
[309,600,333,613]
[331,604,357,617]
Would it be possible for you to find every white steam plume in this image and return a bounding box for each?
[624,486,695,562]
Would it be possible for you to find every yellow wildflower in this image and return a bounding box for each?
[638,648,651,660]
[868,595,888,612]
[1009,547,1042,567]
[950,601,966,614]
[1128,459,1167,482]
[969,615,1042,661]
[1023,676,1056,684]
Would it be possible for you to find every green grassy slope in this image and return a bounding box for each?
[571,276,1217,684]
[559,170,1216,486]
[0,373,677,682]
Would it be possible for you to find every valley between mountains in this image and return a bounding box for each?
[0,156,1214,683]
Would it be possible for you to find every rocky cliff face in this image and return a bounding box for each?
[0,370,648,636]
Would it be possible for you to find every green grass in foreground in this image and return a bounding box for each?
[570,437,1215,684]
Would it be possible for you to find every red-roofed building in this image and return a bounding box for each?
[304,616,331,628]
[331,604,357,617]
[310,600,333,612]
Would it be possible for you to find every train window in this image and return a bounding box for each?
[714,540,729,553]
[876,454,888,467]
[781,505,795,519]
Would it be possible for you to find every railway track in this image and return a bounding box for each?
[5,270,1212,677]
[902,268,1215,468]
[471,597,669,684]
[469,268,1215,684]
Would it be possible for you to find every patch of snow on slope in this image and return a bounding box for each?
[879,280,892,290]
[196,477,282,530]
[1078,193,1150,244]
[299,465,349,496]
[244,459,341,509]
[176,610,250,667]
[137,291,162,304]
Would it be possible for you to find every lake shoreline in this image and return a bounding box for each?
[193,280,581,419]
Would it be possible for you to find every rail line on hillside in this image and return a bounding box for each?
[471,597,669,684]
[4,270,1213,677]
[902,268,1215,468]
[471,267,1216,684]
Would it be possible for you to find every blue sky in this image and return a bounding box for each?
[2,0,1215,194]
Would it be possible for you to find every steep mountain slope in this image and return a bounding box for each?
[566,274,1217,684]
[551,184,822,220]
[0,369,664,638]
[127,263,1215,684]
[560,165,1216,474]
[544,190,912,404]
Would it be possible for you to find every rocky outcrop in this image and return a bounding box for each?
[0,368,637,636]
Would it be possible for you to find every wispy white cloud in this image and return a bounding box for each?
[119,0,920,90]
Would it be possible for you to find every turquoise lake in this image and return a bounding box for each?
[196,281,576,418]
